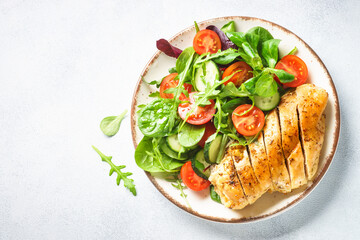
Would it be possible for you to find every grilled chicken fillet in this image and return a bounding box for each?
[209,84,328,210]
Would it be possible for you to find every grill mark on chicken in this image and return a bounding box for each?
[263,110,291,193]
[278,91,307,189]
[296,84,328,180]
[248,132,273,191]
[229,145,266,204]
[208,154,249,209]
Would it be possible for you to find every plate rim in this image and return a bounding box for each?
[130,16,340,223]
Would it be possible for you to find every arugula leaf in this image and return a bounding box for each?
[221,21,236,33]
[100,110,127,137]
[266,68,294,83]
[142,76,163,88]
[171,178,191,209]
[210,185,221,203]
[134,137,183,172]
[194,21,200,33]
[178,123,205,147]
[92,146,136,196]
[254,73,278,97]
[219,82,250,98]
[286,46,297,56]
[262,39,281,68]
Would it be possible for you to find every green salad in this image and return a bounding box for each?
[134,20,308,198]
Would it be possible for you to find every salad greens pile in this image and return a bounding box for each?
[135,21,294,176]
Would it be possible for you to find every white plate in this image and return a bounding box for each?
[130,16,340,223]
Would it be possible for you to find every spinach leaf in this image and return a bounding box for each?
[134,137,183,172]
[266,68,294,83]
[225,32,247,47]
[246,26,273,53]
[137,99,173,137]
[262,39,281,68]
[178,123,205,147]
[245,32,260,54]
[212,52,241,65]
[100,110,127,137]
[92,146,136,196]
[222,98,249,113]
[176,47,196,74]
[221,21,236,33]
[243,75,260,95]
[195,48,240,65]
[219,82,250,98]
[210,185,221,203]
[254,73,278,97]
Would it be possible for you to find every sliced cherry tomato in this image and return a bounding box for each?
[180,161,210,191]
[198,122,217,148]
[275,55,308,88]
[193,30,221,55]
[159,73,193,100]
[232,104,265,136]
[178,92,216,125]
[222,61,253,87]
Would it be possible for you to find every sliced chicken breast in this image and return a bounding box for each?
[278,91,307,189]
[209,154,249,209]
[247,132,273,191]
[229,145,266,204]
[263,110,291,193]
[296,84,328,180]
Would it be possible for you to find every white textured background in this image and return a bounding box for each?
[0,0,359,239]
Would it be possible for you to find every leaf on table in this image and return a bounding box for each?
[92,146,136,196]
[100,110,128,137]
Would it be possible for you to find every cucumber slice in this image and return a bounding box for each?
[191,149,211,179]
[254,91,280,111]
[204,134,223,164]
[160,142,188,161]
[166,135,182,152]
[194,60,219,92]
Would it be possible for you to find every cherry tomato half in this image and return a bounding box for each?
[178,92,216,125]
[159,73,193,100]
[222,61,253,87]
[232,104,265,136]
[193,30,221,55]
[198,122,217,148]
[275,55,308,88]
[180,161,210,191]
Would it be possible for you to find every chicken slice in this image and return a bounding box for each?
[209,154,249,209]
[278,91,307,189]
[296,84,328,180]
[263,109,291,193]
[229,145,267,204]
[247,132,273,191]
